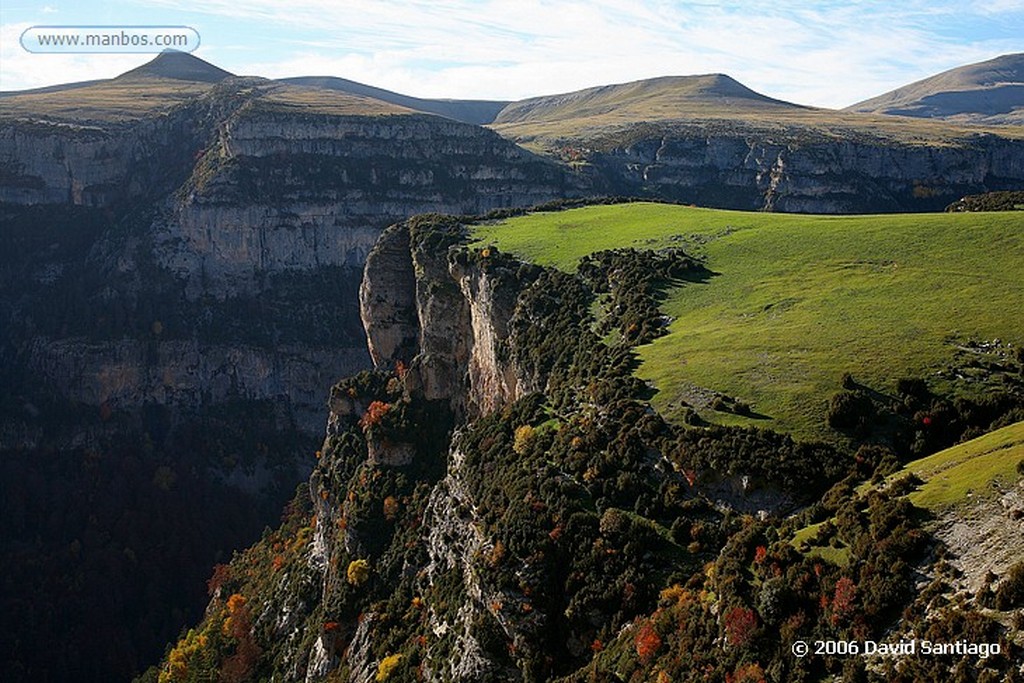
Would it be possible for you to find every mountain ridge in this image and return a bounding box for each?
[846,52,1024,125]
[280,75,509,125]
[491,73,807,126]
[7,51,1024,131]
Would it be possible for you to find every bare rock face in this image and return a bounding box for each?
[25,338,368,434]
[152,108,578,299]
[0,117,197,206]
[360,220,533,420]
[419,446,520,681]
[359,224,419,369]
[588,131,1024,213]
[0,81,579,439]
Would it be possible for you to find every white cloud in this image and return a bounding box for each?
[191,0,1024,107]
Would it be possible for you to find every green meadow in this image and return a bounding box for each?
[473,202,1024,441]
[895,420,1024,512]
[792,421,1024,562]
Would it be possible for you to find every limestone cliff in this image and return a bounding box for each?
[574,129,1024,213]
[360,218,536,419]
[1,79,580,438]
[287,223,562,682]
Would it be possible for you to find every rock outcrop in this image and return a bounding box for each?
[583,130,1024,213]
[360,220,533,419]
[0,79,580,437]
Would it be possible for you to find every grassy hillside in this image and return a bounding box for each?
[0,52,227,122]
[0,76,216,122]
[792,420,1024,567]
[281,76,508,124]
[846,52,1024,125]
[892,420,1024,512]
[0,51,412,123]
[491,73,801,125]
[487,75,1024,153]
[473,202,1024,441]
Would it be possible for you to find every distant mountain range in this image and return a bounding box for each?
[5,50,1023,128]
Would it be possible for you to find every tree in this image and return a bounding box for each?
[723,606,758,648]
[347,558,371,586]
[359,401,391,432]
[634,621,662,663]
[831,577,857,625]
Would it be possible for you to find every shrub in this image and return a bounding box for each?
[359,401,392,432]
[995,562,1024,610]
[634,621,662,663]
[346,559,371,586]
[826,391,874,430]
[513,425,536,456]
[376,654,402,681]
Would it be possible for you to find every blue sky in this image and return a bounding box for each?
[2,0,1022,108]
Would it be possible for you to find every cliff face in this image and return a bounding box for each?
[155,107,579,298]
[0,80,579,436]
[0,80,583,682]
[360,219,534,418]
[0,116,193,206]
[585,130,1024,213]
[289,225,555,682]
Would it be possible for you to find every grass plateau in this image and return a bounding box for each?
[472,202,1024,441]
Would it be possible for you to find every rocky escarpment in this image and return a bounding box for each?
[227,222,557,682]
[155,103,585,298]
[488,72,1024,213]
[0,78,586,682]
[360,217,537,419]
[584,129,1024,213]
[1,79,584,437]
[0,113,193,206]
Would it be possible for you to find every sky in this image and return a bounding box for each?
[1,0,1022,108]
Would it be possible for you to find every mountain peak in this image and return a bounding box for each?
[117,50,234,83]
[491,73,801,127]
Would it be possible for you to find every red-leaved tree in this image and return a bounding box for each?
[359,401,391,432]
[635,621,662,663]
[723,606,758,648]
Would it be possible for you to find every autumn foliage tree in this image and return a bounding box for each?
[723,606,758,648]
[831,576,857,625]
[220,594,259,683]
[207,563,232,596]
[513,424,536,455]
[359,401,391,432]
[634,621,662,663]
[347,558,371,586]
